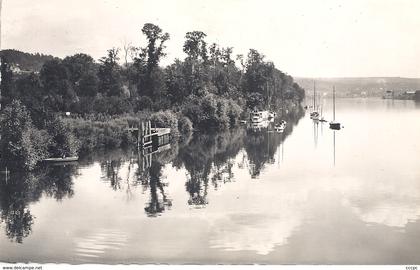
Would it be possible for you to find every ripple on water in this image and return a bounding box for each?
[73,229,128,262]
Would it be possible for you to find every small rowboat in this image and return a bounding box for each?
[43,156,79,162]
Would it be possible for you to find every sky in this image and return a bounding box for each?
[1,0,420,78]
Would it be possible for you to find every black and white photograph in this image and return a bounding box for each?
[0,0,420,268]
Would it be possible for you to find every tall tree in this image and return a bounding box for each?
[141,23,170,73]
[183,31,210,96]
[98,48,123,97]
[183,31,208,62]
[133,23,170,100]
[40,59,77,111]
[0,58,14,107]
[0,100,49,170]
[63,53,98,97]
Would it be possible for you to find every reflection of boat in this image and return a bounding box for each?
[274,120,287,133]
[310,111,319,120]
[329,86,341,130]
[43,156,79,162]
[333,130,337,166]
[248,119,271,131]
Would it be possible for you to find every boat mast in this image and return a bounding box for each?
[266,80,270,111]
[313,81,316,111]
[333,86,336,121]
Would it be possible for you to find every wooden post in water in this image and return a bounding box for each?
[5,167,8,184]
[140,121,144,148]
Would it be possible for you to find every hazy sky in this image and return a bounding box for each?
[2,0,420,77]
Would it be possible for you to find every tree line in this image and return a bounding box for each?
[1,23,304,127]
[0,23,305,171]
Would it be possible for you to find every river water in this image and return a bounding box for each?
[0,98,420,264]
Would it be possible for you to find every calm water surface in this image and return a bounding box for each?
[1,98,420,264]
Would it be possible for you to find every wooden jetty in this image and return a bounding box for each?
[127,120,171,150]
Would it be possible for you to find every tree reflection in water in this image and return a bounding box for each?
[135,146,178,217]
[39,165,77,200]
[176,129,245,207]
[0,107,306,242]
[143,161,172,217]
[95,107,303,215]
[100,159,124,191]
[0,164,77,243]
[0,174,35,243]
[97,147,176,217]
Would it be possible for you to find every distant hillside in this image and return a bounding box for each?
[295,77,420,98]
[0,49,57,72]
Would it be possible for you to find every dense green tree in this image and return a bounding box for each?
[141,23,170,73]
[0,100,49,170]
[183,31,208,62]
[0,57,15,107]
[246,92,264,110]
[40,59,77,111]
[98,48,123,96]
[92,95,133,115]
[1,25,306,142]
[0,49,55,72]
[14,73,48,127]
[62,53,98,97]
[165,59,187,104]
[45,117,80,158]
[134,96,153,112]
[133,23,170,100]
[183,31,211,96]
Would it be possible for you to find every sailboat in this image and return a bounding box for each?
[274,84,287,133]
[310,81,319,120]
[329,86,341,130]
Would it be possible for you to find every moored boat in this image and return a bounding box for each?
[274,120,287,132]
[43,156,79,162]
[310,111,320,120]
[310,81,320,120]
[329,122,341,130]
[250,110,270,123]
[329,86,341,130]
